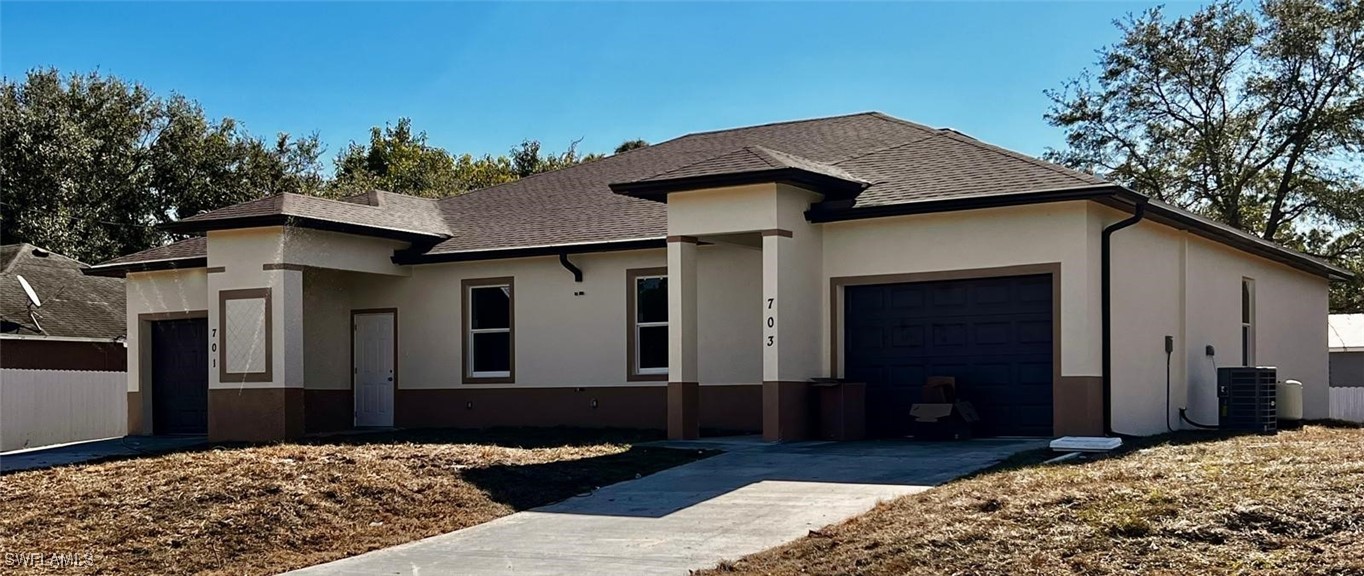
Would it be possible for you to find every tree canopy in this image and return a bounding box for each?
[1,69,623,263]
[0,69,324,264]
[1046,0,1364,312]
[614,139,649,154]
[329,118,605,197]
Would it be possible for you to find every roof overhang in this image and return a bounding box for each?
[610,168,870,202]
[160,214,446,243]
[807,184,1353,282]
[393,238,667,265]
[83,256,208,278]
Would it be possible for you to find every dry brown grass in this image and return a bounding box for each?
[700,424,1364,576]
[0,428,708,575]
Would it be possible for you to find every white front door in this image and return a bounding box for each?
[353,312,395,427]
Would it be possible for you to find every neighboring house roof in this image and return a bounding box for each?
[86,111,1352,280]
[0,243,125,339]
[1330,314,1364,352]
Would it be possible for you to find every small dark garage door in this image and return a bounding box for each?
[844,274,1053,437]
[151,318,209,435]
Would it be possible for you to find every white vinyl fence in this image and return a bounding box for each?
[1,369,126,452]
[1330,387,1364,424]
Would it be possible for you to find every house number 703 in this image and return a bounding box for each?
[765,298,775,346]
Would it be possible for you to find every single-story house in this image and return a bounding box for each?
[84,112,1350,442]
[2,243,126,370]
[2,243,128,451]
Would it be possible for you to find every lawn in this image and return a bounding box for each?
[0,428,709,576]
[700,424,1364,576]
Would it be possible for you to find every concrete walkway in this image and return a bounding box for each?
[0,435,206,473]
[285,438,1044,576]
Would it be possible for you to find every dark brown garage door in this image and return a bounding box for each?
[844,274,1053,437]
[151,318,208,435]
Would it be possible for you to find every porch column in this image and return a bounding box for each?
[761,225,822,441]
[666,236,700,439]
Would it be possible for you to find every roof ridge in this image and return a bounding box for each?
[934,130,1101,183]
[742,145,786,169]
[674,111,884,139]
[1,243,33,274]
[831,132,941,167]
[866,112,941,134]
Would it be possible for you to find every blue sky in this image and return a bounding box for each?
[2,1,1198,164]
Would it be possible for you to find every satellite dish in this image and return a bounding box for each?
[16,275,41,308]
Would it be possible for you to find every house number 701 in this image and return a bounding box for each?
[765,298,775,346]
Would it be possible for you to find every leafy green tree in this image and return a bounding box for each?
[0,68,321,264]
[509,138,602,178]
[335,119,604,197]
[614,139,649,154]
[332,117,468,197]
[1045,0,1364,312]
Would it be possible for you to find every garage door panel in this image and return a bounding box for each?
[845,274,1054,437]
[889,325,925,348]
[848,326,885,351]
[1018,320,1052,344]
[931,284,969,308]
[974,322,1011,345]
[932,322,968,348]
[887,285,925,310]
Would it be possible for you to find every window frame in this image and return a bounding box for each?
[626,267,669,382]
[219,287,273,383]
[1241,277,1256,366]
[462,277,515,384]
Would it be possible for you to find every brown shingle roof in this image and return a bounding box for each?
[166,191,451,239]
[93,237,206,268]
[425,112,944,254]
[636,145,868,185]
[1,244,125,338]
[88,111,1346,280]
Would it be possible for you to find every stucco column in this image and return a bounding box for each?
[761,224,823,441]
[666,236,700,439]
[207,254,305,443]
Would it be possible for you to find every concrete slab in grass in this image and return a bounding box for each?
[284,438,1045,576]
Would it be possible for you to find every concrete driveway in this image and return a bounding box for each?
[284,438,1044,576]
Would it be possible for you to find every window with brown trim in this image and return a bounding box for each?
[463,278,514,383]
[627,268,668,381]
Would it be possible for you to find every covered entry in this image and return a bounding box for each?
[843,273,1054,437]
[149,318,209,434]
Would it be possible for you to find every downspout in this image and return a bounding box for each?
[1102,198,1147,436]
[559,252,583,282]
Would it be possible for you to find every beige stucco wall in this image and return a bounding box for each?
[821,201,1099,378]
[125,268,209,393]
[668,183,782,236]
[206,228,301,389]
[204,227,413,390]
[302,269,355,391]
[1101,204,1331,433]
[345,245,761,390]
